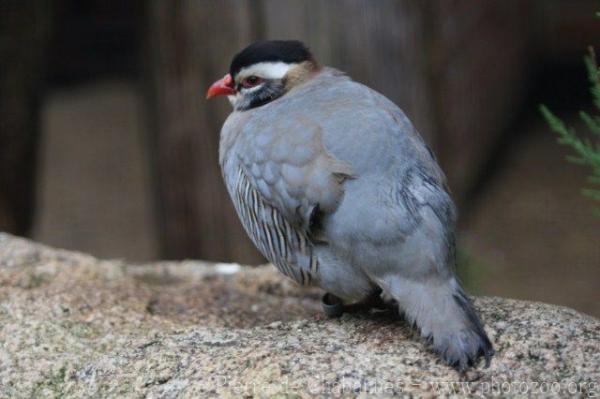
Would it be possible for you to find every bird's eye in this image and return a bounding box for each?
[242,76,262,88]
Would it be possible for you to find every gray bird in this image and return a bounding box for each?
[207,40,493,370]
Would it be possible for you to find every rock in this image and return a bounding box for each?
[0,233,598,398]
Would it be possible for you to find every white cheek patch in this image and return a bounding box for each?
[228,92,241,106]
[237,61,296,80]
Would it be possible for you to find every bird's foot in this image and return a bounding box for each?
[321,289,398,318]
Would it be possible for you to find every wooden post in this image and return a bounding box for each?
[144,1,264,262]
[0,2,50,235]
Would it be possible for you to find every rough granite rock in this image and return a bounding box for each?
[0,233,598,398]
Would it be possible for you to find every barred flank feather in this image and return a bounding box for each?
[232,167,318,285]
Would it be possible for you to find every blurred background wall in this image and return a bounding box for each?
[1,1,598,317]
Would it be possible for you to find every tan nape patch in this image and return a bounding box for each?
[284,61,320,90]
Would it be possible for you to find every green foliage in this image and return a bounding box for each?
[540,47,600,214]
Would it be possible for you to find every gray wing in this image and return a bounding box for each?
[230,166,317,284]
[224,116,353,285]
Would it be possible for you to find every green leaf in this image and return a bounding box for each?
[539,46,600,216]
[580,111,600,136]
[582,188,600,200]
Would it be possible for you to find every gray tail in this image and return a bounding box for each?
[451,286,494,369]
[383,275,495,371]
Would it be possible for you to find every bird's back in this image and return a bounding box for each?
[273,69,443,180]
[221,67,455,246]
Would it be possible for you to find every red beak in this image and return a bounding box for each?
[206,74,235,99]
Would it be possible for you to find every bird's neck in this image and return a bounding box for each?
[283,61,321,91]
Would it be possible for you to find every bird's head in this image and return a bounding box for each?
[206,40,318,111]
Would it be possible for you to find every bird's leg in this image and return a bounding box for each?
[359,287,398,311]
[321,288,398,318]
[321,292,345,318]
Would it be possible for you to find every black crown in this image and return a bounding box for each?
[230,40,312,77]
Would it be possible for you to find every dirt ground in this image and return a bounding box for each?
[33,81,599,317]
